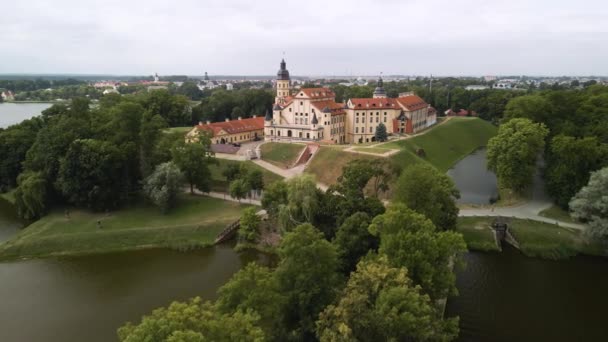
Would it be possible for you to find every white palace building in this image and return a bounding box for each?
[264,59,437,144]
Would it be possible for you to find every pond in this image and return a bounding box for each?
[446,245,608,342]
[448,148,498,204]
[0,209,268,342]
[0,102,53,128]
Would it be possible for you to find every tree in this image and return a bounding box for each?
[275,224,341,339]
[139,111,167,177]
[503,95,554,123]
[231,106,245,118]
[570,167,608,239]
[487,118,549,192]
[56,139,127,210]
[229,179,250,202]
[246,169,264,198]
[117,297,265,342]
[545,135,608,208]
[277,175,323,231]
[0,117,43,191]
[172,132,216,194]
[13,172,48,220]
[143,162,183,213]
[238,207,261,242]
[141,89,190,127]
[369,204,467,300]
[216,263,286,340]
[261,180,288,217]
[332,212,378,274]
[316,257,459,342]
[374,122,388,142]
[393,163,460,230]
[222,163,242,182]
[177,81,203,101]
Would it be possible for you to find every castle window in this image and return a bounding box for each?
[300,101,303,105]
[376,117,379,123]
[289,108,292,112]
[384,117,387,122]
[356,127,359,133]
[356,118,359,124]
[370,127,373,133]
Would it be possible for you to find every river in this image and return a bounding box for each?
[448,148,498,204]
[0,102,53,128]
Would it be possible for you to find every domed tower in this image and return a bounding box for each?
[276,59,291,102]
[373,75,387,98]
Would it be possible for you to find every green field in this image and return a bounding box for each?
[456,217,500,252]
[260,142,306,168]
[0,195,250,260]
[163,126,192,134]
[457,216,605,260]
[382,117,497,172]
[539,205,576,224]
[209,159,283,192]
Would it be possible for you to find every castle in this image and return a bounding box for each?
[264,59,436,144]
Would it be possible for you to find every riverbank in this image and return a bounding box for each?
[0,195,251,260]
[456,216,605,260]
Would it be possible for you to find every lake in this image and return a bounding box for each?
[448,148,498,204]
[0,102,53,128]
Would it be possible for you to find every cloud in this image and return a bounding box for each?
[1,0,607,75]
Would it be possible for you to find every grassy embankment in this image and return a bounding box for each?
[208,159,284,192]
[0,195,251,260]
[163,126,193,134]
[306,117,497,187]
[260,142,306,168]
[539,205,576,224]
[456,216,605,260]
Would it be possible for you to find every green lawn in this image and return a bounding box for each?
[260,142,306,168]
[0,195,250,260]
[539,205,576,224]
[456,216,605,260]
[209,159,283,192]
[456,217,500,252]
[382,117,497,172]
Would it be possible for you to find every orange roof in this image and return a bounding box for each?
[195,117,264,137]
[395,95,428,111]
[311,100,346,116]
[350,98,399,109]
[297,87,335,99]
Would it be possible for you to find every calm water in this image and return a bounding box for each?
[448,149,498,204]
[0,209,267,342]
[446,245,608,342]
[0,102,52,128]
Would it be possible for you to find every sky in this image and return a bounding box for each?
[2,0,608,76]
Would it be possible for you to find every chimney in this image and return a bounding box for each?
[198,121,203,125]
[253,115,257,118]
[238,116,242,120]
[206,120,210,125]
[225,118,230,122]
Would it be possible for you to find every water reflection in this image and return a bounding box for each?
[448,149,498,204]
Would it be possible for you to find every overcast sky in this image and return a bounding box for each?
[2,0,607,76]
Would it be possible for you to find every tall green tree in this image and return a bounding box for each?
[172,132,216,194]
[316,257,459,342]
[369,204,467,300]
[56,139,127,210]
[261,180,288,217]
[487,118,549,192]
[13,172,48,220]
[393,163,460,231]
[374,122,388,142]
[570,167,608,239]
[229,179,250,202]
[503,94,554,124]
[277,175,323,231]
[332,212,378,274]
[117,297,265,342]
[143,162,183,213]
[246,169,264,198]
[275,224,341,339]
[238,207,261,242]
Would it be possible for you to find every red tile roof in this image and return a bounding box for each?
[395,95,428,111]
[311,100,346,115]
[195,117,264,137]
[297,88,335,99]
[350,98,399,109]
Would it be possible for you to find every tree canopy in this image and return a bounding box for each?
[570,167,608,239]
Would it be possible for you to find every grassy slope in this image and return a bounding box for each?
[539,205,575,224]
[456,217,500,252]
[305,147,380,186]
[209,159,284,192]
[163,127,192,134]
[457,216,605,260]
[0,189,16,204]
[260,142,306,168]
[383,117,498,172]
[0,195,250,260]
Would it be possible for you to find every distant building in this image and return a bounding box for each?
[264,59,436,144]
[188,116,264,145]
[226,83,234,91]
[492,82,513,89]
[465,85,489,91]
[484,76,497,82]
[445,109,476,117]
[198,72,219,90]
[1,90,15,101]
[103,88,119,95]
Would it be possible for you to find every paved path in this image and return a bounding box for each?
[190,190,262,206]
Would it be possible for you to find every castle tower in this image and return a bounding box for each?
[373,75,387,98]
[276,59,291,102]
